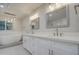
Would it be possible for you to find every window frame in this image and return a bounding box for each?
[0,19,13,31]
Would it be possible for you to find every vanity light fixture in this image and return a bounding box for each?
[0,5,4,8]
[13,17,16,21]
[48,3,67,12]
[48,3,55,12]
[11,17,16,22]
[8,20,11,23]
[48,3,62,12]
[55,3,63,9]
[7,17,16,23]
[0,4,9,12]
[30,13,39,20]
[11,19,13,22]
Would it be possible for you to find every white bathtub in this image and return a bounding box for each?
[0,31,22,45]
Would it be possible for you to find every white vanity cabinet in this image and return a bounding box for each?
[23,35,79,55]
[23,36,41,54]
[23,36,34,53]
[23,36,52,55]
[50,40,79,55]
[33,37,51,55]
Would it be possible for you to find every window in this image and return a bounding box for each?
[6,22,13,30]
[0,20,13,30]
[0,21,5,30]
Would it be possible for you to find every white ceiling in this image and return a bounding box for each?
[0,3,44,19]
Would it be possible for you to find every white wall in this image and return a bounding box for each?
[13,18,22,32]
[21,15,31,33]
[27,4,79,34]
[22,3,79,35]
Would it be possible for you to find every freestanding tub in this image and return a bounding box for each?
[0,31,22,45]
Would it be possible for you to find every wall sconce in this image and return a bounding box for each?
[0,3,9,12]
[30,13,39,20]
[74,4,79,15]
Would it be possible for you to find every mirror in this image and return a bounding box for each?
[31,17,39,30]
[46,5,69,28]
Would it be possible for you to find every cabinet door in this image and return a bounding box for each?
[33,38,51,55]
[49,40,55,55]
[23,36,33,53]
[23,36,30,49]
[53,41,78,55]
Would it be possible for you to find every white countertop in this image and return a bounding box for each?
[23,33,79,44]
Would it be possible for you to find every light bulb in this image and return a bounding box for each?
[49,5,54,10]
[0,5,4,8]
[30,13,38,20]
[8,20,11,22]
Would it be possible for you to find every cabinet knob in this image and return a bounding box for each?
[51,50,53,55]
[49,49,50,55]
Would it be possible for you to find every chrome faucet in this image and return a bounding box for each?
[53,28,58,36]
[54,28,63,37]
[55,28,59,36]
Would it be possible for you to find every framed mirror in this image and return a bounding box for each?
[46,5,69,28]
[31,17,39,30]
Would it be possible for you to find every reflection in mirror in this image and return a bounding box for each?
[31,17,39,30]
[46,5,69,28]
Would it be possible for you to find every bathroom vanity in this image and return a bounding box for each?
[23,4,79,55]
[23,33,79,55]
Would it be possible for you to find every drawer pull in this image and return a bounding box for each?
[49,49,53,55]
[51,50,53,55]
[49,49,50,55]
